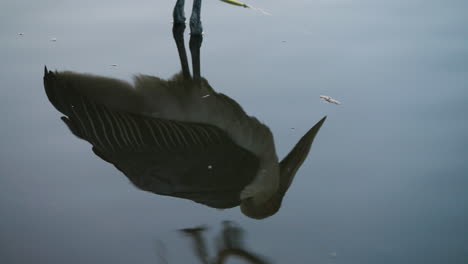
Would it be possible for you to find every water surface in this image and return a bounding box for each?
[1,0,467,263]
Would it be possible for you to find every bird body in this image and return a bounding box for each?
[49,71,280,206]
[133,74,280,205]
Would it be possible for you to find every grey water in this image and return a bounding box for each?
[1,0,468,263]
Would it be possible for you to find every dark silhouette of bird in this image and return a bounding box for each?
[43,23,325,219]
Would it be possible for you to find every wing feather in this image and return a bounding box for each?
[44,68,259,208]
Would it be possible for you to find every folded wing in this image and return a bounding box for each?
[44,68,259,208]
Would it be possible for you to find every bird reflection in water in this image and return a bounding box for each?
[179,221,269,264]
[43,23,326,219]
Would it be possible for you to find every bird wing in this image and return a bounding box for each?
[44,68,259,209]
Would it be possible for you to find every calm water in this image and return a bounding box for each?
[1,0,468,263]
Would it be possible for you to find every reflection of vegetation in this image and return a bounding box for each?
[179,221,270,264]
[219,0,249,8]
[155,240,169,264]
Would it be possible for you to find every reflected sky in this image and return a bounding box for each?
[1,0,468,263]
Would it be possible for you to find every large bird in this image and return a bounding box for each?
[43,24,325,219]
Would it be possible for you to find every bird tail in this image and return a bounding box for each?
[43,66,82,116]
[43,66,89,139]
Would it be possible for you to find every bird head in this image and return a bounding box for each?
[240,116,326,219]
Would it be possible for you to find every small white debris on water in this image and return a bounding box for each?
[329,252,337,257]
[320,95,341,105]
[50,37,57,42]
[208,165,212,169]
[202,94,210,98]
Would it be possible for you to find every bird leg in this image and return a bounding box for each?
[190,0,203,35]
[189,32,203,82]
[173,0,186,24]
[173,23,191,80]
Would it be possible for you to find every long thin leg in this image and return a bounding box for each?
[189,33,203,82]
[173,0,186,24]
[173,23,191,80]
[190,0,203,35]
